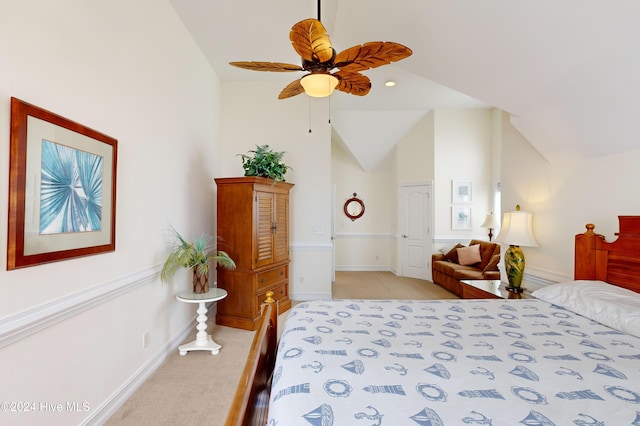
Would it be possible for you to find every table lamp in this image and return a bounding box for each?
[480,212,500,241]
[495,205,538,290]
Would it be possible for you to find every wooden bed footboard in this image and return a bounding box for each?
[225,292,278,426]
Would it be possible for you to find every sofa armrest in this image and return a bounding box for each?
[482,270,501,280]
[432,253,446,262]
[482,254,501,273]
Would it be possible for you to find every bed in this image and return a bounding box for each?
[226,216,640,426]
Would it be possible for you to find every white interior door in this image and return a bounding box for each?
[399,183,432,280]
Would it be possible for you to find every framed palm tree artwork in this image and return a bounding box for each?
[7,97,117,270]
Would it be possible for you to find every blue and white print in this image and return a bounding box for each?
[268,299,640,425]
[40,139,103,234]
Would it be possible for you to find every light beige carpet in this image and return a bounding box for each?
[332,270,457,300]
[105,272,456,425]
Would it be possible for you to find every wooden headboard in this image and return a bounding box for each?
[575,216,640,293]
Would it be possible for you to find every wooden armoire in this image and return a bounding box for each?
[214,177,293,330]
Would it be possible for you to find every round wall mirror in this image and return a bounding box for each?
[344,193,365,221]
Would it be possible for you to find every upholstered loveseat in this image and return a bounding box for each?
[431,239,501,297]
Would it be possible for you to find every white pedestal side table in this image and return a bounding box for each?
[176,288,228,356]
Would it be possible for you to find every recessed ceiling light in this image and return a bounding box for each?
[385,81,396,87]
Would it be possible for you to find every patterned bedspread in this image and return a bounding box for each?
[267,299,640,425]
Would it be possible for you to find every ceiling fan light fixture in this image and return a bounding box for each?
[300,72,339,97]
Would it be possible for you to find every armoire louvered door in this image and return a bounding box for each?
[273,192,289,263]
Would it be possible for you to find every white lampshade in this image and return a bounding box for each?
[481,212,500,229]
[495,206,539,247]
[300,73,339,97]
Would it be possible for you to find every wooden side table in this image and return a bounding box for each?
[460,280,529,299]
[176,288,228,355]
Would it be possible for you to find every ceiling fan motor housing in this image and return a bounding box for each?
[302,48,336,71]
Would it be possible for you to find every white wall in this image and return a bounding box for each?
[499,111,640,282]
[434,109,494,243]
[219,81,333,300]
[333,109,497,273]
[0,1,220,424]
[332,140,393,271]
[396,112,435,184]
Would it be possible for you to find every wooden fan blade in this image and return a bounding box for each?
[334,71,371,96]
[278,79,306,99]
[229,61,303,72]
[290,19,333,64]
[334,42,412,72]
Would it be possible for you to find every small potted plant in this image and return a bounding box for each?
[161,227,236,294]
[238,144,292,182]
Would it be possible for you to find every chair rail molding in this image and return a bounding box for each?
[0,265,159,349]
[334,232,393,239]
[290,242,333,251]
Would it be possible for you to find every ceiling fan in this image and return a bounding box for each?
[229,2,412,99]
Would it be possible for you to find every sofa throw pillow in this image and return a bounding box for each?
[444,243,464,263]
[457,244,482,266]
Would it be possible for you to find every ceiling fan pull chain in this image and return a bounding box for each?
[308,98,313,133]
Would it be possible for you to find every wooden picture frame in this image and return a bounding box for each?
[7,98,118,270]
[452,206,472,230]
[343,193,365,221]
[452,180,472,203]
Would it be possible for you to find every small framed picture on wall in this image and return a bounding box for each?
[452,207,472,230]
[452,180,472,203]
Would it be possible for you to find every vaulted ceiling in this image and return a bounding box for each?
[170,0,640,171]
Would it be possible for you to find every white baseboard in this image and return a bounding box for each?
[291,292,332,301]
[525,266,571,285]
[335,266,392,272]
[82,319,194,425]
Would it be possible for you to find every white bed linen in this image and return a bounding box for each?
[533,280,640,338]
[268,299,640,426]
